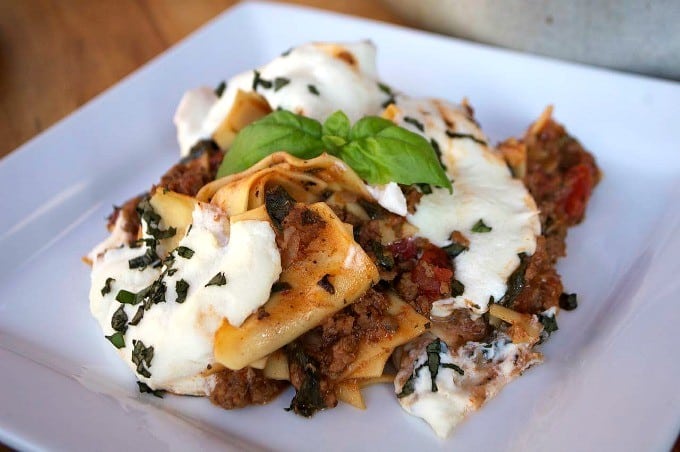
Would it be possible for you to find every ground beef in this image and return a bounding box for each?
[301,288,398,381]
[430,310,489,349]
[502,115,599,314]
[520,117,600,261]
[210,367,288,410]
[509,236,563,314]
[153,142,224,196]
[390,239,454,318]
[274,202,328,270]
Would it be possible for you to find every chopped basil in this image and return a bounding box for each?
[131,340,154,378]
[559,292,578,311]
[205,272,227,287]
[357,198,381,220]
[285,342,326,417]
[397,374,416,398]
[471,219,492,233]
[370,240,394,270]
[377,82,392,95]
[137,381,165,398]
[116,279,165,310]
[425,340,442,392]
[128,247,161,270]
[116,289,141,305]
[451,279,465,297]
[403,116,424,132]
[441,362,464,375]
[111,305,128,333]
[146,280,166,310]
[265,186,296,230]
[397,339,464,398]
[317,274,335,294]
[128,306,144,326]
[101,277,115,296]
[166,268,178,277]
[273,77,290,92]
[252,70,272,90]
[214,81,226,97]
[499,253,529,307]
[270,281,292,294]
[445,130,488,146]
[176,246,194,259]
[175,279,189,303]
[538,312,559,344]
[105,332,125,349]
[430,138,445,170]
[281,47,293,57]
[416,183,432,194]
[307,84,320,96]
[136,198,176,240]
[182,140,218,164]
[442,242,468,258]
[377,82,396,108]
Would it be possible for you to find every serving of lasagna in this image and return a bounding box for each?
[86,41,599,438]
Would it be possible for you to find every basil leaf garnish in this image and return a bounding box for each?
[217,111,324,177]
[217,110,451,191]
[338,116,451,188]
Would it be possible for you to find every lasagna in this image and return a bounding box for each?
[86,41,600,437]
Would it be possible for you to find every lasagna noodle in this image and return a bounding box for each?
[341,293,429,380]
[214,202,379,370]
[197,152,371,216]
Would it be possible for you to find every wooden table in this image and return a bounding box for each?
[0,0,407,158]
[0,2,677,451]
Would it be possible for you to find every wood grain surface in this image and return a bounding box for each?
[0,0,407,158]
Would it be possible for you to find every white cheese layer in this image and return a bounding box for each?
[389,96,540,316]
[174,87,219,156]
[395,335,541,438]
[366,182,408,216]
[175,41,389,156]
[89,203,281,393]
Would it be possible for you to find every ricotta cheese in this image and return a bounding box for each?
[366,182,408,216]
[386,96,540,316]
[89,203,281,393]
[395,334,542,438]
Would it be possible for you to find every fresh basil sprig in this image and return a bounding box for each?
[216,110,452,191]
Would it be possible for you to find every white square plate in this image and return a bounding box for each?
[1,2,679,450]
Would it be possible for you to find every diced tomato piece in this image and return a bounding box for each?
[562,164,594,222]
[420,246,452,270]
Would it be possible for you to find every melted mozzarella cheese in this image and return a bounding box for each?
[174,87,219,156]
[175,41,389,155]
[395,335,541,438]
[89,203,281,393]
[366,182,408,216]
[388,96,540,316]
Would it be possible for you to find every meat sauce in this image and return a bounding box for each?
[105,116,598,412]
